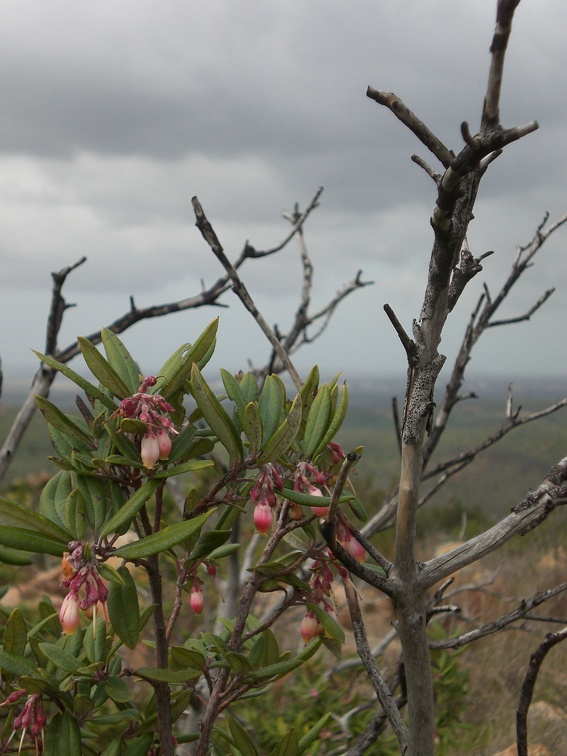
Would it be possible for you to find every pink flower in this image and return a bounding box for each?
[59,593,80,635]
[157,429,172,460]
[308,486,329,517]
[190,584,205,615]
[299,611,322,643]
[344,535,366,563]
[141,432,160,468]
[253,502,273,535]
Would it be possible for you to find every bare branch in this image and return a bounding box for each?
[516,625,567,756]
[192,195,304,391]
[487,286,555,327]
[342,577,409,752]
[429,582,567,650]
[422,457,567,589]
[366,88,453,168]
[483,0,523,129]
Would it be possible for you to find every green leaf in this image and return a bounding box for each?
[101,327,140,394]
[258,393,302,464]
[258,375,286,441]
[240,371,259,404]
[306,602,345,644]
[0,545,33,565]
[33,350,118,411]
[220,368,246,426]
[299,365,320,432]
[99,478,161,538]
[248,629,280,669]
[0,494,72,541]
[107,566,140,650]
[0,527,67,556]
[4,608,27,657]
[228,715,259,756]
[78,335,132,399]
[39,642,82,676]
[187,529,231,561]
[302,384,332,458]
[136,667,201,684]
[190,364,243,460]
[36,396,95,448]
[152,458,213,478]
[74,473,108,533]
[65,488,86,540]
[271,730,299,756]
[155,318,219,400]
[0,647,38,676]
[207,543,240,560]
[83,617,107,664]
[169,646,206,672]
[313,381,349,459]
[113,510,214,559]
[298,714,333,753]
[104,675,134,703]
[54,711,83,756]
[242,402,263,457]
[225,651,252,675]
[277,482,354,509]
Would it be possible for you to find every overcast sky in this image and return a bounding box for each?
[1,0,566,396]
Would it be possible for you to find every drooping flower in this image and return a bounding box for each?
[253,501,273,536]
[2,692,46,754]
[299,611,322,643]
[115,376,178,468]
[60,542,109,635]
[59,592,80,635]
[141,431,161,468]
[190,583,205,615]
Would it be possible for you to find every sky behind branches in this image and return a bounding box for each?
[1,0,566,392]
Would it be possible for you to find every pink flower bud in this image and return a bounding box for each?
[59,593,80,635]
[190,584,205,615]
[157,430,172,460]
[141,432,160,468]
[308,486,329,517]
[345,536,366,563]
[253,502,272,535]
[299,611,322,643]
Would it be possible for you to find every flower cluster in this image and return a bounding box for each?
[250,464,283,535]
[336,521,366,563]
[116,376,177,469]
[60,541,109,635]
[294,461,329,516]
[1,690,46,753]
[299,559,337,643]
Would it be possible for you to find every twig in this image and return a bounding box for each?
[191,195,303,391]
[516,625,567,756]
[343,577,409,753]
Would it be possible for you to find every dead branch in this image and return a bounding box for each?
[429,582,567,650]
[342,577,409,753]
[422,457,567,589]
[516,625,567,756]
[192,195,304,391]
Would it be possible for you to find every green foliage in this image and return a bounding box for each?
[0,322,357,753]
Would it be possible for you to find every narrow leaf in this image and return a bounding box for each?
[190,364,243,460]
[0,494,72,541]
[313,382,349,459]
[78,336,132,399]
[258,375,286,441]
[0,527,67,556]
[271,730,299,756]
[302,384,332,458]
[33,350,117,410]
[99,478,160,539]
[107,566,140,650]
[4,608,27,657]
[228,716,259,756]
[243,402,263,457]
[113,510,214,559]
[258,393,302,464]
[35,396,94,448]
[101,327,140,393]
